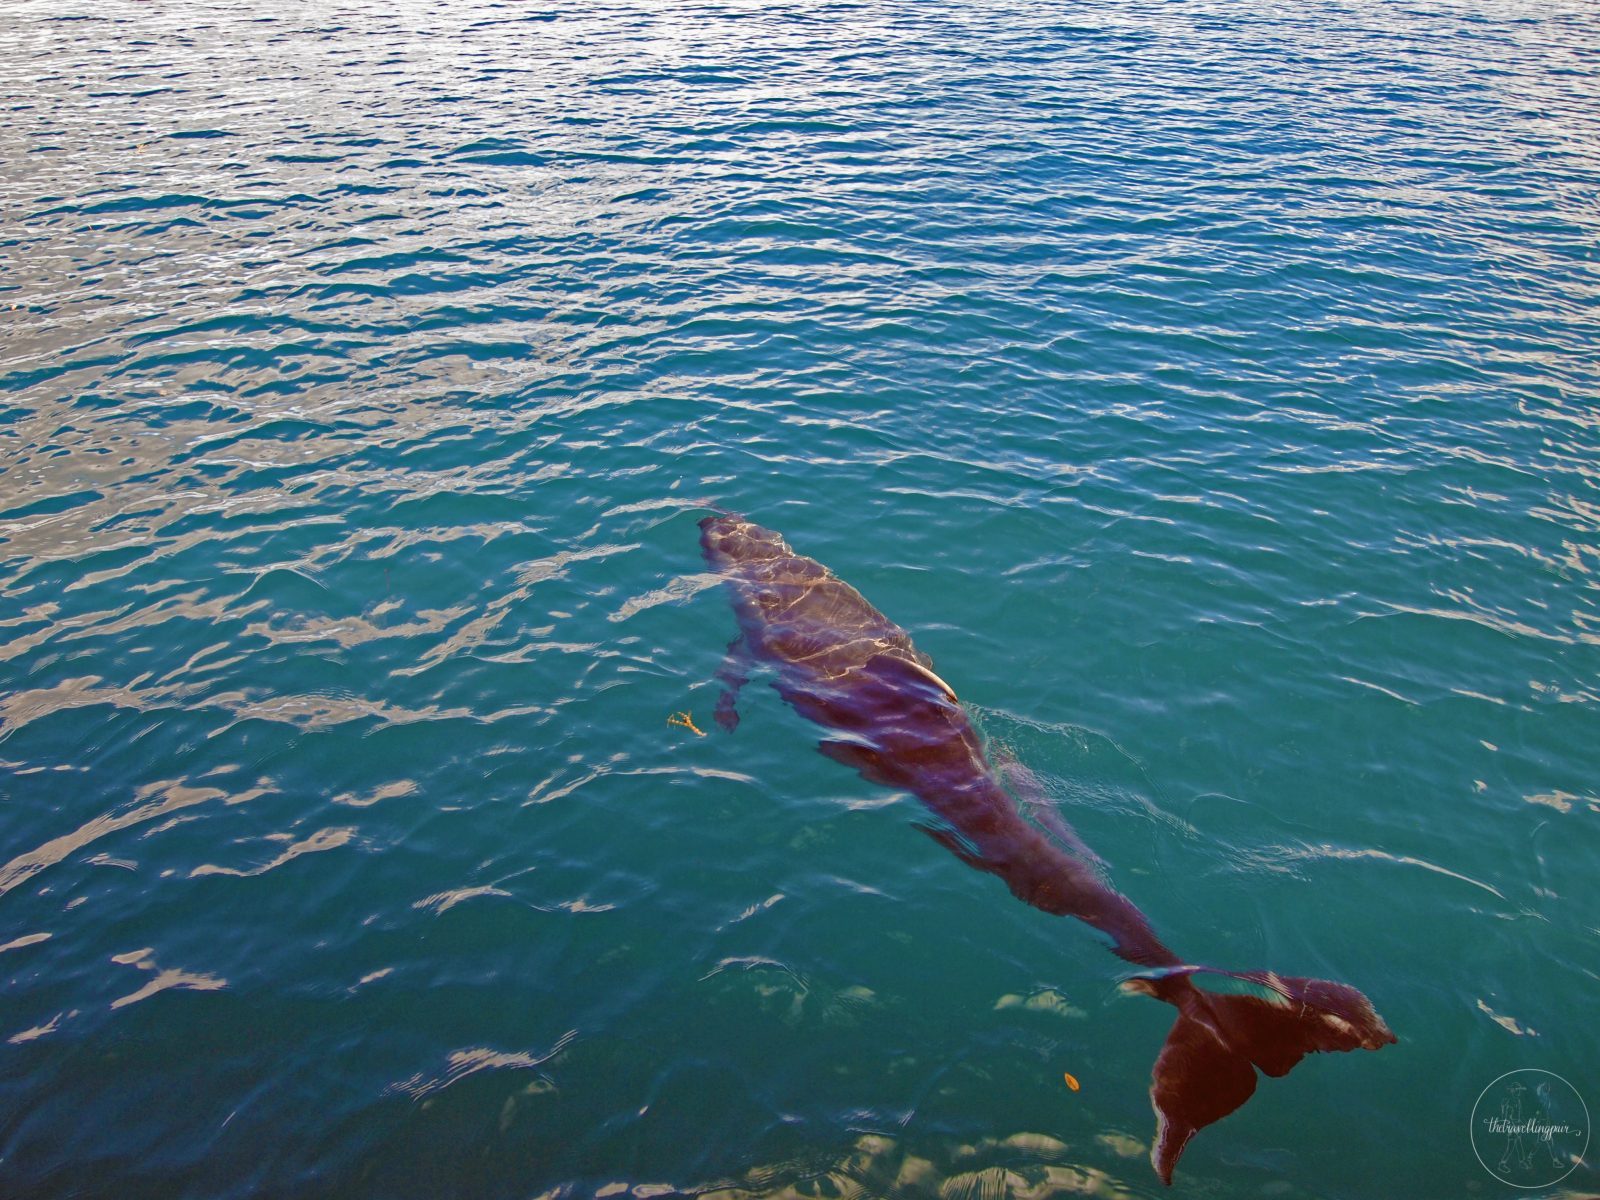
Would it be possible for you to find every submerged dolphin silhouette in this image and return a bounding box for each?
[700,513,1395,1184]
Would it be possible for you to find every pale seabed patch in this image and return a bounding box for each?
[993,989,1087,1021]
[573,1130,1149,1200]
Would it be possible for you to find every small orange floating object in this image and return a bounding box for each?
[667,710,706,737]
[1063,1072,1081,1091]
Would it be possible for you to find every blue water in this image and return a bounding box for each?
[2,2,1597,1197]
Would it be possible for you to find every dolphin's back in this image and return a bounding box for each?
[700,513,933,684]
[699,513,1175,956]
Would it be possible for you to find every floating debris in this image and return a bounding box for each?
[668,710,706,737]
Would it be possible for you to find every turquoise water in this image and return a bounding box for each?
[2,1,1597,1197]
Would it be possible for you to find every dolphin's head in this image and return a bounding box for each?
[700,513,788,571]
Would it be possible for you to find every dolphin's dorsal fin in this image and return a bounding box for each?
[862,652,958,703]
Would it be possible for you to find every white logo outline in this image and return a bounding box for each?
[1470,1068,1589,1189]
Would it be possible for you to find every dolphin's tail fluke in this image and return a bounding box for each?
[1124,968,1396,1184]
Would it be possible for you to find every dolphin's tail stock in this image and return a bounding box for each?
[1123,966,1397,1184]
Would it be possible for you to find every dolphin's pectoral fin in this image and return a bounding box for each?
[1150,1004,1259,1185]
[913,821,985,871]
[714,689,741,733]
[817,739,906,789]
[714,631,754,732]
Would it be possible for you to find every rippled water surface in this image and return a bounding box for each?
[3,2,1598,1197]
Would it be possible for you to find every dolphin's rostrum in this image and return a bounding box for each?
[700,513,1395,1185]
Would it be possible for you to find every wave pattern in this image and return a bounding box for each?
[2,1,1598,1197]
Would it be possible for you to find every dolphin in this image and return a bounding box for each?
[699,513,1395,1185]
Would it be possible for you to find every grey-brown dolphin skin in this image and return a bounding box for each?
[700,513,1395,1185]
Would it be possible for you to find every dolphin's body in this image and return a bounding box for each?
[700,513,1394,1184]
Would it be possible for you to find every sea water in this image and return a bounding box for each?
[1,2,1597,1197]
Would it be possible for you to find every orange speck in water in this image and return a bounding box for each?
[667,711,706,737]
[1063,1072,1080,1091]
